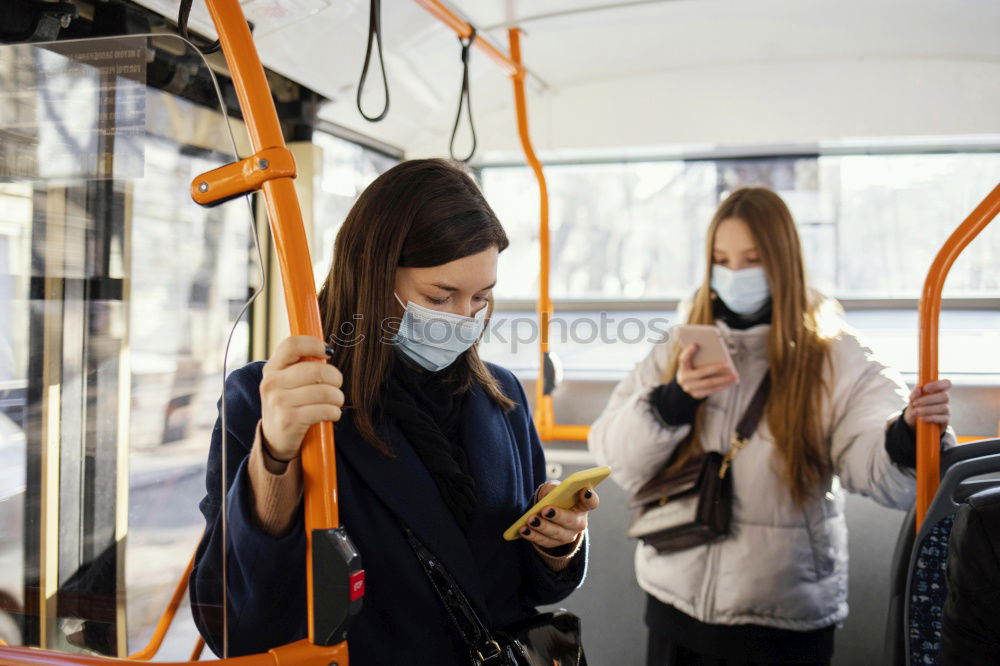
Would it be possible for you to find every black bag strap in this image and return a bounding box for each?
[734,372,771,444]
[403,528,507,665]
[720,373,771,478]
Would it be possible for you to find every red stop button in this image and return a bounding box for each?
[349,570,366,601]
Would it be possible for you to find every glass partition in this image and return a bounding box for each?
[0,34,253,659]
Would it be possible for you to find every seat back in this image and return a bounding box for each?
[883,438,1000,665]
[903,439,1000,665]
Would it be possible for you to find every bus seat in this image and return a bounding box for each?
[882,438,1000,665]
[939,485,1000,664]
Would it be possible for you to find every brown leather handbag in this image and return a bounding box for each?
[627,374,771,553]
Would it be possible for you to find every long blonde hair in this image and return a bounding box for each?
[665,187,838,506]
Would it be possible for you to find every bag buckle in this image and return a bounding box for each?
[475,639,503,663]
[719,435,749,479]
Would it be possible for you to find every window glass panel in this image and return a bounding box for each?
[825,153,1000,297]
[0,35,252,658]
[310,132,396,286]
[482,153,1000,301]
[483,162,718,301]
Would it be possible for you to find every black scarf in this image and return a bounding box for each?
[712,294,772,330]
[383,356,477,531]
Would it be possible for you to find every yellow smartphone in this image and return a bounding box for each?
[503,465,612,541]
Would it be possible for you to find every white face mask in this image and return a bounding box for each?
[392,293,487,372]
[710,265,771,315]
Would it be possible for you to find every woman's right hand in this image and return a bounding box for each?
[675,343,739,399]
[260,336,345,462]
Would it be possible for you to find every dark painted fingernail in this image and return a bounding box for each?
[522,527,531,536]
[530,517,541,527]
[584,490,593,499]
[545,508,556,519]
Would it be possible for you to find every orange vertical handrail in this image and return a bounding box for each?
[508,28,589,443]
[202,0,340,651]
[916,183,1000,529]
[508,28,552,438]
[412,1,589,442]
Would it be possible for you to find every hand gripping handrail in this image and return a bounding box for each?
[916,183,1000,530]
[0,0,348,663]
[413,0,590,442]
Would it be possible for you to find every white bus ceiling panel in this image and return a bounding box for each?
[0,35,252,658]
[133,0,1000,157]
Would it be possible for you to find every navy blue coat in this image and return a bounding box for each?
[189,360,588,664]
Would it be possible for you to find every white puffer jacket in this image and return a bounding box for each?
[588,320,956,631]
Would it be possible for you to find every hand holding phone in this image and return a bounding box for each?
[503,466,611,541]
[674,324,739,399]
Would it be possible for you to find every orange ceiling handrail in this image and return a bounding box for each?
[916,183,1000,530]
[413,0,523,77]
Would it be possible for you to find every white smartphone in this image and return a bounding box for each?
[675,324,734,370]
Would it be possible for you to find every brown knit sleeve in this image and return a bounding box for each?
[533,531,585,572]
[247,420,303,536]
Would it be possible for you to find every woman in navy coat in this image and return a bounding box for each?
[189,159,597,664]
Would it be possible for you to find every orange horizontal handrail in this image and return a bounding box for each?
[916,183,1000,529]
[413,0,523,77]
[543,424,591,442]
[0,640,347,666]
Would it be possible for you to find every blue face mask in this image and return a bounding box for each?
[392,293,488,372]
[710,265,771,315]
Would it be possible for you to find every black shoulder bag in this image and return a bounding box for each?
[403,528,587,666]
[627,373,771,553]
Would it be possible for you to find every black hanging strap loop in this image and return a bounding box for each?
[356,0,390,122]
[449,28,478,163]
[177,0,222,55]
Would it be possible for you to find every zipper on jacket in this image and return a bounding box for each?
[702,539,723,620]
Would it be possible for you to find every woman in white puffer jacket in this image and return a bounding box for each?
[588,187,956,666]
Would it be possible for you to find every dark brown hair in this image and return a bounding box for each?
[665,187,840,506]
[318,158,514,453]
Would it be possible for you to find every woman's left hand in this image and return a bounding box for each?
[904,378,953,428]
[519,481,600,550]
